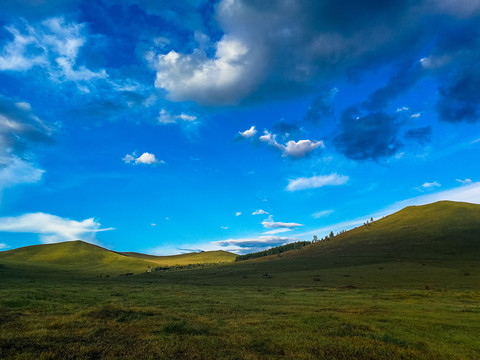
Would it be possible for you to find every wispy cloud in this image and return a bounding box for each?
[0,242,9,250]
[261,215,303,229]
[287,174,348,191]
[312,210,334,219]
[158,109,197,124]
[235,211,242,216]
[0,212,114,244]
[252,209,269,215]
[456,178,472,185]
[421,181,441,189]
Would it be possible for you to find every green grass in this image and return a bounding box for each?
[0,201,479,359]
[120,250,237,266]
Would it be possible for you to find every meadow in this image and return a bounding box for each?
[1,201,479,359]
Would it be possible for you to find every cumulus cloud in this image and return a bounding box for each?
[239,126,257,138]
[0,212,113,244]
[261,215,303,229]
[154,35,263,105]
[259,130,324,158]
[287,173,348,191]
[252,209,269,215]
[123,152,165,165]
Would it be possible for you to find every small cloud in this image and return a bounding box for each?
[239,126,257,138]
[252,209,269,215]
[151,223,157,227]
[287,173,349,191]
[158,109,197,124]
[456,178,472,185]
[259,130,323,158]
[165,217,170,221]
[396,107,409,112]
[411,113,421,118]
[235,212,242,216]
[221,226,229,230]
[262,215,303,229]
[0,242,9,250]
[420,181,441,189]
[312,210,334,219]
[123,152,165,165]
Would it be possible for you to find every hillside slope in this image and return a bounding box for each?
[299,200,480,260]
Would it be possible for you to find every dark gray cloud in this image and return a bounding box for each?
[0,94,54,158]
[334,108,402,161]
[436,69,480,123]
[405,126,432,145]
[303,88,338,123]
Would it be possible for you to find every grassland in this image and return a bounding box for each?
[0,201,479,359]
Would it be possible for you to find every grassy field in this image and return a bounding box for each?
[0,201,479,359]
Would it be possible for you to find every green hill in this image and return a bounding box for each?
[0,240,236,275]
[289,200,480,261]
[120,250,237,265]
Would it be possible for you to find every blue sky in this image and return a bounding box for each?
[0,0,480,254]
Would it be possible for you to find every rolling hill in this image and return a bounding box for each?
[0,240,236,275]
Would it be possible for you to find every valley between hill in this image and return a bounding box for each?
[0,201,479,359]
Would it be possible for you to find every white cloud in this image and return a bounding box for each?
[262,215,303,229]
[421,181,441,189]
[283,139,324,158]
[0,212,114,244]
[123,152,165,165]
[396,106,409,112]
[0,242,9,250]
[0,156,44,190]
[154,35,262,105]
[287,173,349,191]
[456,178,472,185]
[411,113,421,118]
[235,212,242,216]
[0,17,107,86]
[151,223,157,227]
[158,109,197,124]
[221,226,229,230]
[252,209,269,215]
[312,209,334,218]
[259,130,323,158]
[136,152,158,165]
[239,126,257,138]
